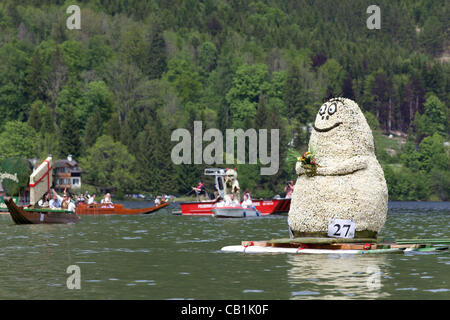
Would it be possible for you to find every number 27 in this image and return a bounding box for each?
[333,224,351,237]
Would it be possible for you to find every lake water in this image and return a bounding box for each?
[0,201,448,300]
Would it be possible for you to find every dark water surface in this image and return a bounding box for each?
[0,201,448,299]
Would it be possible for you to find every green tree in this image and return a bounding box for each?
[0,42,30,122]
[165,57,202,103]
[79,135,137,193]
[417,133,448,173]
[28,100,43,132]
[58,104,82,158]
[226,63,270,127]
[199,41,217,73]
[318,58,345,98]
[0,121,37,161]
[144,26,167,79]
[414,94,447,139]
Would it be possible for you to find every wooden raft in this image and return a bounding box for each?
[241,237,450,252]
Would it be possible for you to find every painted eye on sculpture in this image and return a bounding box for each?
[328,103,337,115]
[319,105,326,115]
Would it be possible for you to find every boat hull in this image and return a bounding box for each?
[221,245,405,254]
[4,198,80,225]
[180,198,290,216]
[212,207,261,218]
[75,201,169,215]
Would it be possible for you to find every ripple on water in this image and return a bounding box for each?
[291,291,320,296]
[423,289,449,293]
[243,289,264,293]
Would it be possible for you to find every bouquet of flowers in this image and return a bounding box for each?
[297,151,319,177]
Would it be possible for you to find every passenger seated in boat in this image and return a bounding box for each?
[76,194,85,204]
[241,193,253,209]
[49,189,63,209]
[192,181,206,195]
[67,195,76,213]
[61,194,76,212]
[225,194,240,207]
[155,196,161,205]
[101,193,114,208]
[38,192,50,208]
[88,194,96,204]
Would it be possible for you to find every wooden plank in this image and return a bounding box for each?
[267,237,377,244]
[396,239,450,244]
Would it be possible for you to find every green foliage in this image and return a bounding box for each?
[0,0,448,200]
[319,58,345,98]
[0,121,37,162]
[0,41,30,122]
[414,95,447,139]
[165,57,201,103]
[79,135,137,193]
[0,158,32,196]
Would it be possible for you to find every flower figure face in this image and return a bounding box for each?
[313,100,344,133]
[310,98,375,158]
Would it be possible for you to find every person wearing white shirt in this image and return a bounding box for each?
[225,194,240,207]
[38,193,50,208]
[49,189,63,209]
[88,194,96,204]
[241,193,253,209]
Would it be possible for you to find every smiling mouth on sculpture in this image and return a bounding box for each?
[313,122,343,133]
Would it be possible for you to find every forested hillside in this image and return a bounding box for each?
[0,0,448,200]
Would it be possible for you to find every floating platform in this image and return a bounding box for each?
[221,237,450,255]
[212,207,261,218]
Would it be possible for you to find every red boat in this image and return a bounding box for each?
[180,198,290,216]
[179,168,290,216]
[76,201,169,215]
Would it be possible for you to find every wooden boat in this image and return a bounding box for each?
[180,198,290,216]
[221,237,450,255]
[75,200,169,215]
[4,198,80,225]
[212,206,261,218]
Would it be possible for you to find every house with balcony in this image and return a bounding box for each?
[53,155,83,193]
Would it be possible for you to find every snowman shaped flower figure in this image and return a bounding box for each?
[289,98,388,239]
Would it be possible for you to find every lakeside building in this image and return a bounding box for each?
[53,155,83,193]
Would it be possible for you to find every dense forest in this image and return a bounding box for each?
[0,0,448,200]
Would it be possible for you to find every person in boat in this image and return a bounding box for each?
[49,189,63,209]
[84,191,91,200]
[88,194,96,204]
[154,196,161,205]
[192,181,207,199]
[38,192,50,208]
[101,193,113,204]
[76,194,85,205]
[101,193,113,208]
[225,194,240,207]
[284,180,294,198]
[241,193,253,209]
[67,195,76,213]
[61,193,76,212]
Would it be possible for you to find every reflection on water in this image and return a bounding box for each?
[287,254,390,299]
